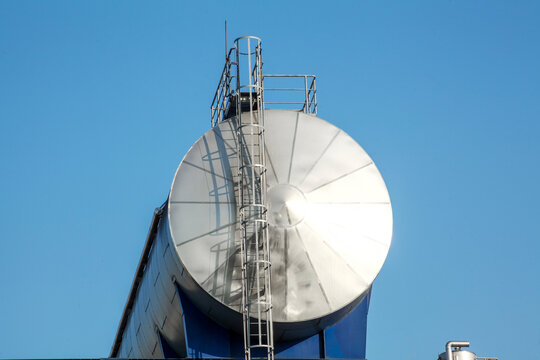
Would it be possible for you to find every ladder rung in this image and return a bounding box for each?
[239,203,267,210]
[244,259,271,267]
[246,301,272,308]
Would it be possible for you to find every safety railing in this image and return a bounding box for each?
[212,73,317,127]
[211,48,236,127]
[263,74,317,115]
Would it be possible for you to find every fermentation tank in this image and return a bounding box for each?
[111,36,393,359]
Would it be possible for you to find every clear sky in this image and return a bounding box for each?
[1,1,539,360]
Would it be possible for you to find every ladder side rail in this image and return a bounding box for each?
[234,41,251,360]
[256,43,274,359]
[248,36,261,349]
[255,40,269,357]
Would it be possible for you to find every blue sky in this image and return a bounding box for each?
[1,1,539,359]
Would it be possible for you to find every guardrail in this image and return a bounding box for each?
[211,63,318,127]
[263,74,317,115]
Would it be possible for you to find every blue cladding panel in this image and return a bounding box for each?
[324,290,371,359]
[177,284,243,358]
[158,331,181,358]
[176,284,370,359]
[275,333,320,358]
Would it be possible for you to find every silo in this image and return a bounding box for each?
[111,36,393,360]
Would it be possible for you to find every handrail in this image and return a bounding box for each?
[210,48,236,127]
[211,68,318,126]
[262,74,317,115]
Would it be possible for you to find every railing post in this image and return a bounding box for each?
[304,75,309,114]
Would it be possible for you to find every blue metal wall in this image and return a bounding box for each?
[163,284,370,359]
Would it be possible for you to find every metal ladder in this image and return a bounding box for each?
[233,36,274,360]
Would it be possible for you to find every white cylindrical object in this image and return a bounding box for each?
[168,109,393,339]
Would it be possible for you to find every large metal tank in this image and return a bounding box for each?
[111,108,392,358]
[170,109,392,337]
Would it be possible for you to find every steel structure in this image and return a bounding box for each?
[211,49,317,126]
[210,37,320,360]
[233,36,274,360]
